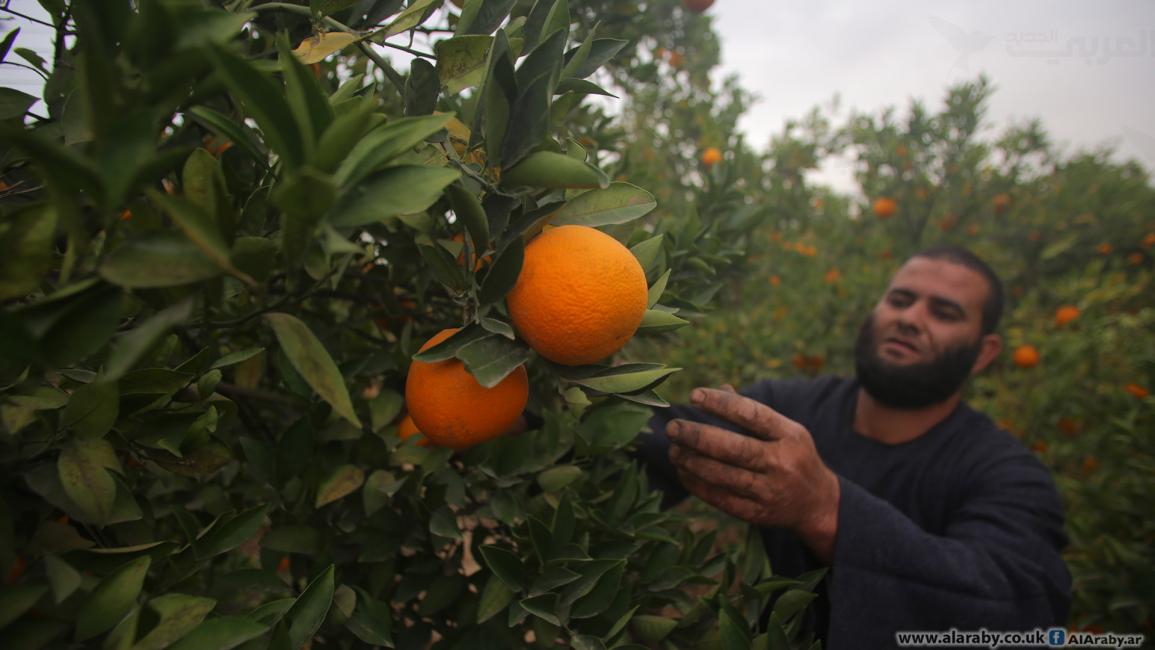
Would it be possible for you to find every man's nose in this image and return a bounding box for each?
[894,304,926,334]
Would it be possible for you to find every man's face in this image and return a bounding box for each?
[854,257,995,409]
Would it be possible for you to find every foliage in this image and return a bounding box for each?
[0,1,808,649]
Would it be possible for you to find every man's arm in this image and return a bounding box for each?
[670,388,1071,643]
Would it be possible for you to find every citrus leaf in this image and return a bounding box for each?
[0,204,57,300]
[456,335,532,388]
[264,313,360,427]
[208,46,304,169]
[412,324,489,362]
[168,617,268,650]
[499,73,551,167]
[75,556,151,641]
[362,470,405,517]
[286,565,335,649]
[133,593,217,650]
[103,300,194,381]
[99,233,222,288]
[186,106,267,164]
[345,587,392,646]
[447,184,489,253]
[429,507,461,540]
[58,439,118,525]
[292,32,360,65]
[61,379,118,439]
[555,77,616,97]
[45,555,83,604]
[501,151,608,189]
[565,38,627,79]
[519,593,560,626]
[646,269,671,308]
[631,615,678,644]
[279,36,335,145]
[476,574,514,623]
[636,309,690,333]
[550,182,656,226]
[537,465,582,492]
[196,505,268,558]
[478,236,524,306]
[404,57,439,116]
[382,0,438,37]
[0,584,47,629]
[315,465,365,508]
[148,191,256,287]
[314,96,376,174]
[261,526,321,555]
[570,561,623,619]
[210,347,265,370]
[330,166,459,228]
[479,545,525,590]
[564,364,681,394]
[335,113,451,185]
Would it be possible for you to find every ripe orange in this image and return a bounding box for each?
[701,146,723,166]
[991,192,1011,215]
[1125,383,1149,399]
[1096,243,1113,255]
[872,197,897,219]
[1143,232,1155,248]
[405,328,529,449]
[1054,305,1080,327]
[1012,344,1040,369]
[682,0,715,13]
[507,225,648,365]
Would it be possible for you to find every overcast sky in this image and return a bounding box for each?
[3,1,1153,193]
[708,0,1155,191]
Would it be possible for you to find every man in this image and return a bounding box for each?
[638,246,1072,648]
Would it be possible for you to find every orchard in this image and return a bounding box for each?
[0,1,1152,649]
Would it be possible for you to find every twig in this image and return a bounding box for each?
[0,6,56,29]
[217,381,303,406]
[0,60,48,80]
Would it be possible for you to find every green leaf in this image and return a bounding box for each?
[330,166,459,228]
[429,507,461,541]
[577,402,654,451]
[261,526,320,555]
[382,0,438,38]
[646,269,671,308]
[458,0,516,35]
[476,573,514,623]
[286,565,335,650]
[637,309,690,333]
[404,57,439,116]
[148,191,255,287]
[555,77,615,97]
[475,31,515,165]
[264,313,360,427]
[272,168,338,269]
[61,380,119,439]
[570,561,623,619]
[0,87,37,121]
[58,438,118,525]
[771,589,817,623]
[537,465,582,492]
[447,184,489,253]
[479,545,525,590]
[478,236,524,306]
[0,27,19,62]
[344,587,392,646]
[519,593,560,626]
[456,335,532,388]
[566,38,627,79]
[291,31,360,65]
[100,233,222,288]
[279,37,334,148]
[554,184,655,228]
[103,300,194,381]
[499,73,551,167]
[75,556,151,641]
[362,470,404,516]
[501,151,608,189]
[631,615,677,644]
[196,505,268,558]
[313,96,375,174]
[412,324,489,362]
[0,584,47,629]
[335,113,450,185]
[210,347,264,370]
[209,46,303,169]
[0,205,58,301]
[186,106,267,165]
[564,363,680,394]
[315,465,365,508]
[45,555,83,604]
[571,635,607,650]
[181,148,230,231]
[133,593,217,650]
[168,617,268,650]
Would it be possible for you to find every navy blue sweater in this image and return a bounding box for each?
[638,376,1072,648]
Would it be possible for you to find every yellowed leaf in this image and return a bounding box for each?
[292,32,359,65]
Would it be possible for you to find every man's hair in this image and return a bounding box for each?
[911,245,1004,335]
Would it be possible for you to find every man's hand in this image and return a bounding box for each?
[666,387,842,562]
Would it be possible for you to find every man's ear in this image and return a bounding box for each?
[971,333,1003,374]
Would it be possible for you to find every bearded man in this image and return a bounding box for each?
[638,246,1072,648]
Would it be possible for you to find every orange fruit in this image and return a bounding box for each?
[1125,383,1149,399]
[1054,305,1080,327]
[991,192,1011,215]
[667,50,683,69]
[507,226,647,366]
[451,233,490,271]
[405,329,528,449]
[682,0,715,12]
[1012,344,1040,369]
[872,197,897,219]
[1096,243,1113,255]
[397,414,428,446]
[701,147,723,166]
[823,267,841,284]
[1143,232,1155,248]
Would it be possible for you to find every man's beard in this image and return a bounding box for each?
[853,315,982,409]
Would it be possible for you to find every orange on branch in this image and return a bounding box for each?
[991,192,1011,215]
[397,414,429,446]
[872,197,897,219]
[1124,383,1149,399]
[701,146,723,166]
[1012,344,1040,369]
[507,225,648,366]
[1054,305,1080,327]
[405,329,528,449]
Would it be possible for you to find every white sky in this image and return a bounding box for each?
[709,0,1155,192]
[3,1,1154,194]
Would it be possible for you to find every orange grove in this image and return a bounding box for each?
[507,225,648,366]
[405,328,528,449]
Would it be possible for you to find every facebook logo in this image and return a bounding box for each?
[1047,628,1066,646]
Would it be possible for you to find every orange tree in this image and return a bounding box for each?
[663,76,1155,636]
[0,1,823,648]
